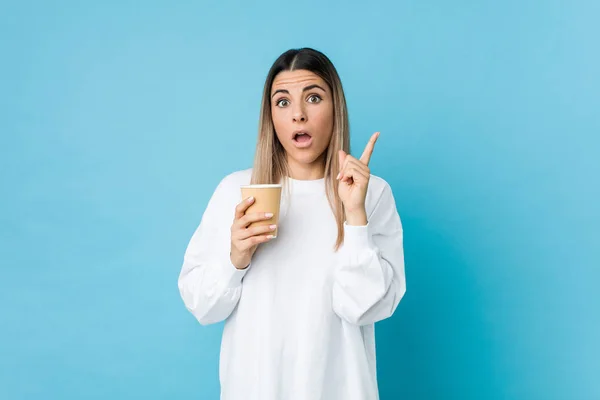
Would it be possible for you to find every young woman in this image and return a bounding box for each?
[178,47,406,400]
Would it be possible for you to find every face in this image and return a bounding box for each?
[270,69,334,171]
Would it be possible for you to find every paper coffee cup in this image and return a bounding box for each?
[240,184,282,238]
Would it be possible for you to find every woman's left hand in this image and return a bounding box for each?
[337,132,380,225]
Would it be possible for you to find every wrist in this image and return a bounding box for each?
[345,208,368,226]
[230,252,249,270]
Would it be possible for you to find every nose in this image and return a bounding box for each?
[292,104,307,123]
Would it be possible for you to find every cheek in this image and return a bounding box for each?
[312,106,334,137]
[271,109,287,138]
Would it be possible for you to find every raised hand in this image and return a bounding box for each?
[337,132,380,225]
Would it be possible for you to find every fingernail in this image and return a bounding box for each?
[269,225,277,230]
[265,212,274,218]
[247,196,254,202]
[266,235,275,239]
[336,172,341,180]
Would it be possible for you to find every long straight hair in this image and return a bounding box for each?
[251,48,350,250]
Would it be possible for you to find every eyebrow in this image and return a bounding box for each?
[271,84,327,98]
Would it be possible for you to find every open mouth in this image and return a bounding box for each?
[293,132,312,143]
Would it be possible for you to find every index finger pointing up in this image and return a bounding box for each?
[359,132,380,165]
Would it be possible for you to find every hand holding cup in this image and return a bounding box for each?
[230,184,282,270]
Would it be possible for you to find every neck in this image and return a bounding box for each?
[287,155,326,180]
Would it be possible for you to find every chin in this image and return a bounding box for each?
[291,151,325,165]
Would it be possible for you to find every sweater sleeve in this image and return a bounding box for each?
[178,176,248,325]
[332,181,406,325]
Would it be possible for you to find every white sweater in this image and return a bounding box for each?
[178,168,406,400]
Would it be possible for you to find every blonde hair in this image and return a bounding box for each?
[251,48,351,250]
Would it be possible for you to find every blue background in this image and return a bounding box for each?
[1,1,599,399]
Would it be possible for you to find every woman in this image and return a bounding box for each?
[178,48,406,400]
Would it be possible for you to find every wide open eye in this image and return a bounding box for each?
[276,99,290,107]
[307,95,322,104]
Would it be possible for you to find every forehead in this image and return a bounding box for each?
[271,70,327,92]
